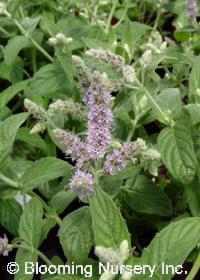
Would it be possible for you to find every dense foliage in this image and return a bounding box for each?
[0,0,200,279]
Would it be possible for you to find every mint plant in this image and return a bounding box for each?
[0,1,200,280]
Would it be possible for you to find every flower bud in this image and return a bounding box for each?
[55,33,73,44]
[111,140,122,149]
[30,122,46,134]
[48,37,58,46]
[186,0,198,17]
[141,50,152,68]
[48,99,87,120]
[24,99,47,122]
[0,3,7,15]
[85,48,125,71]
[72,55,90,87]
[122,65,135,84]
[121,270,133,280]
[100,271,115,280]
[119,240,129,261]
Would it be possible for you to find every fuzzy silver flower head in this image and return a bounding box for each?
[72,55,90,88]
[48,99,87,120]
[121,270,133,280]
[55,33,73,44]
[100,271,115,280]
[69,169,93,200]
[0,2,7,15]
[85,48,125,71]
[186,0,198,17]
[95,240,129,265]
[145,31,166,54]
[141,50,152,68]
[53,128,89,169]
[122,65,135,84]
[107,78,125,92]
[30,122,46,134]
[24,99,47,122]
[0,235,12,257]
[48,37,58,46]
[140,147,161,176]
[48,33,73,46]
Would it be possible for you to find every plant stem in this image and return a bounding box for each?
[0,26,11,36]
[6,12,53,63]
[114,0,130,28]
[0,173,18,188]
[127,118,138,141]
[36,249,54,266]
[30,191,49,211]
[86,4,105,33]
[30,191,62,226]
[13,244,53,266]
[94,160,100,186]
[105,0,118,33]
[153,4,161,30]
[186,251,200,280]
[126,80,173,126]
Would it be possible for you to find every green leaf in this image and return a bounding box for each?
[174,30,190,42]
[185,179,200,216]
[0,80,29,111]
[19,197,43,247]
[15,248,38,280]
[0,113,29,165]
[89,186,131,248]
[0,183,18,199]
[4,35,30,65]
[155,88,181,118]
[0,199,22,236]
[59,207,93,263]
[158,121,197,183]
[124,175,172,216]
[184,104,200,125]
[135,217,200,279]
[50,189,76,214]
[21,17,40,33]
[39,218,56,245]
[0,57,23,83]
[56,48,74,83]
[21,157,73,191]
[189,58,200,103]
[26,64,68,97]
[16,127,49,155]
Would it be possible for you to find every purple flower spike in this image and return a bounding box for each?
[186,0,198,17]
[104,139,147,175]
[53,128,89,169]
[86,71,113,160]
[87,104,112,160]
[69,169,94,200]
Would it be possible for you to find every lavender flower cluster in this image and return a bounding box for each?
[54,128,89,169]
[53,49,160,201]
[0,235,12,257]
[104,139,146,176]
[86,71,112,160]
[186,0,198,17]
